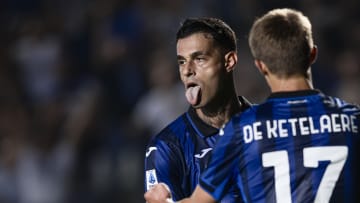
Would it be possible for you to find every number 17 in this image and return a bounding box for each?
[262,146,348,203]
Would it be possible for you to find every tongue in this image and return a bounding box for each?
[185,86,201,105]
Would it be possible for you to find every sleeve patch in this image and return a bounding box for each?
[146,169,158,190]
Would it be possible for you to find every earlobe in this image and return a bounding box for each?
[225,51,237,72]
[310,46,318,65]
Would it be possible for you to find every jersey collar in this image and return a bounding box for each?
[186,96,252,137]
[187,107,219,137]
[268,89,321,99]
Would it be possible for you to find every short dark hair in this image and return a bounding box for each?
[249,8,314,77]
[176,17,237,53]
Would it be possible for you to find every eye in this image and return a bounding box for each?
[195,57,206,64]
[177,59,186,66]
[196,57,205,62]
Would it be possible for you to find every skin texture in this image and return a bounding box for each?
[177,33,239,128]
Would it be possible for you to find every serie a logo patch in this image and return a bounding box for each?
[146,169,158,190]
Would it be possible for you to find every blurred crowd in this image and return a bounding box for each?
[0,0,359,203]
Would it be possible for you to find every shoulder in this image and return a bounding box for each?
[147,113,192,148]
[238,96,253,111]
[322,95,360,114]
[233,101,259,120]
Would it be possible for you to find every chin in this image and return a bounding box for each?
[192,100,207,109]
[191,102,202,109]
[191,104,201,109]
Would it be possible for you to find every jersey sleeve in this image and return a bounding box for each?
[199,119,242,201]
[144,136,189,201]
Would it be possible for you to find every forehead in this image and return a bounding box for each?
[176,33,216,56]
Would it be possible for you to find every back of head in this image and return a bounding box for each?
[176,17,237,53]
[248,8,314,78]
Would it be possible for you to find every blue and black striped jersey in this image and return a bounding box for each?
[144,96,250,202]
[200,90,360,203]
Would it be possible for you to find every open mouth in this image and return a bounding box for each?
[186,82,198,89]
[185,82,201,105]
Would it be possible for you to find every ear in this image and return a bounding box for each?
[309,46,318,65]
[224,51,238,72]
[254,59,268,75]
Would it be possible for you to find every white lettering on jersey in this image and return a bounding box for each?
[242,113,358,144]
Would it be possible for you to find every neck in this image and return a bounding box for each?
[196,94,241,129]
[268,74,313,93]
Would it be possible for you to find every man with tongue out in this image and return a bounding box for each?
[145,8,360,203]
[144,17,251,203]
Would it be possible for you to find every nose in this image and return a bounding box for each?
[180,61,195,77]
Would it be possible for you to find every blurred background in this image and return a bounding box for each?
[0,0,359,202]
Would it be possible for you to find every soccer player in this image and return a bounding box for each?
[144,17,251,202]
[144,8,360,203]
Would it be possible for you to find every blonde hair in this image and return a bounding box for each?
[249,8,314,77]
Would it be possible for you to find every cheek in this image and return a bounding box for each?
[179,71,186,83]
[205,66,223,83]
[203,72,222,93]
[207,69,228,91]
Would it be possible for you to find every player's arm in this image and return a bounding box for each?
[184,185,216,203]
[144,138,186,200]
[144,184,216,203]
[198,118,244,201]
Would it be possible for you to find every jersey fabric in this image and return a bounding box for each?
[200,90,360,203]
[144,96,251,202]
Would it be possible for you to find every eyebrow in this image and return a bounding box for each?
[177,51,208,60]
